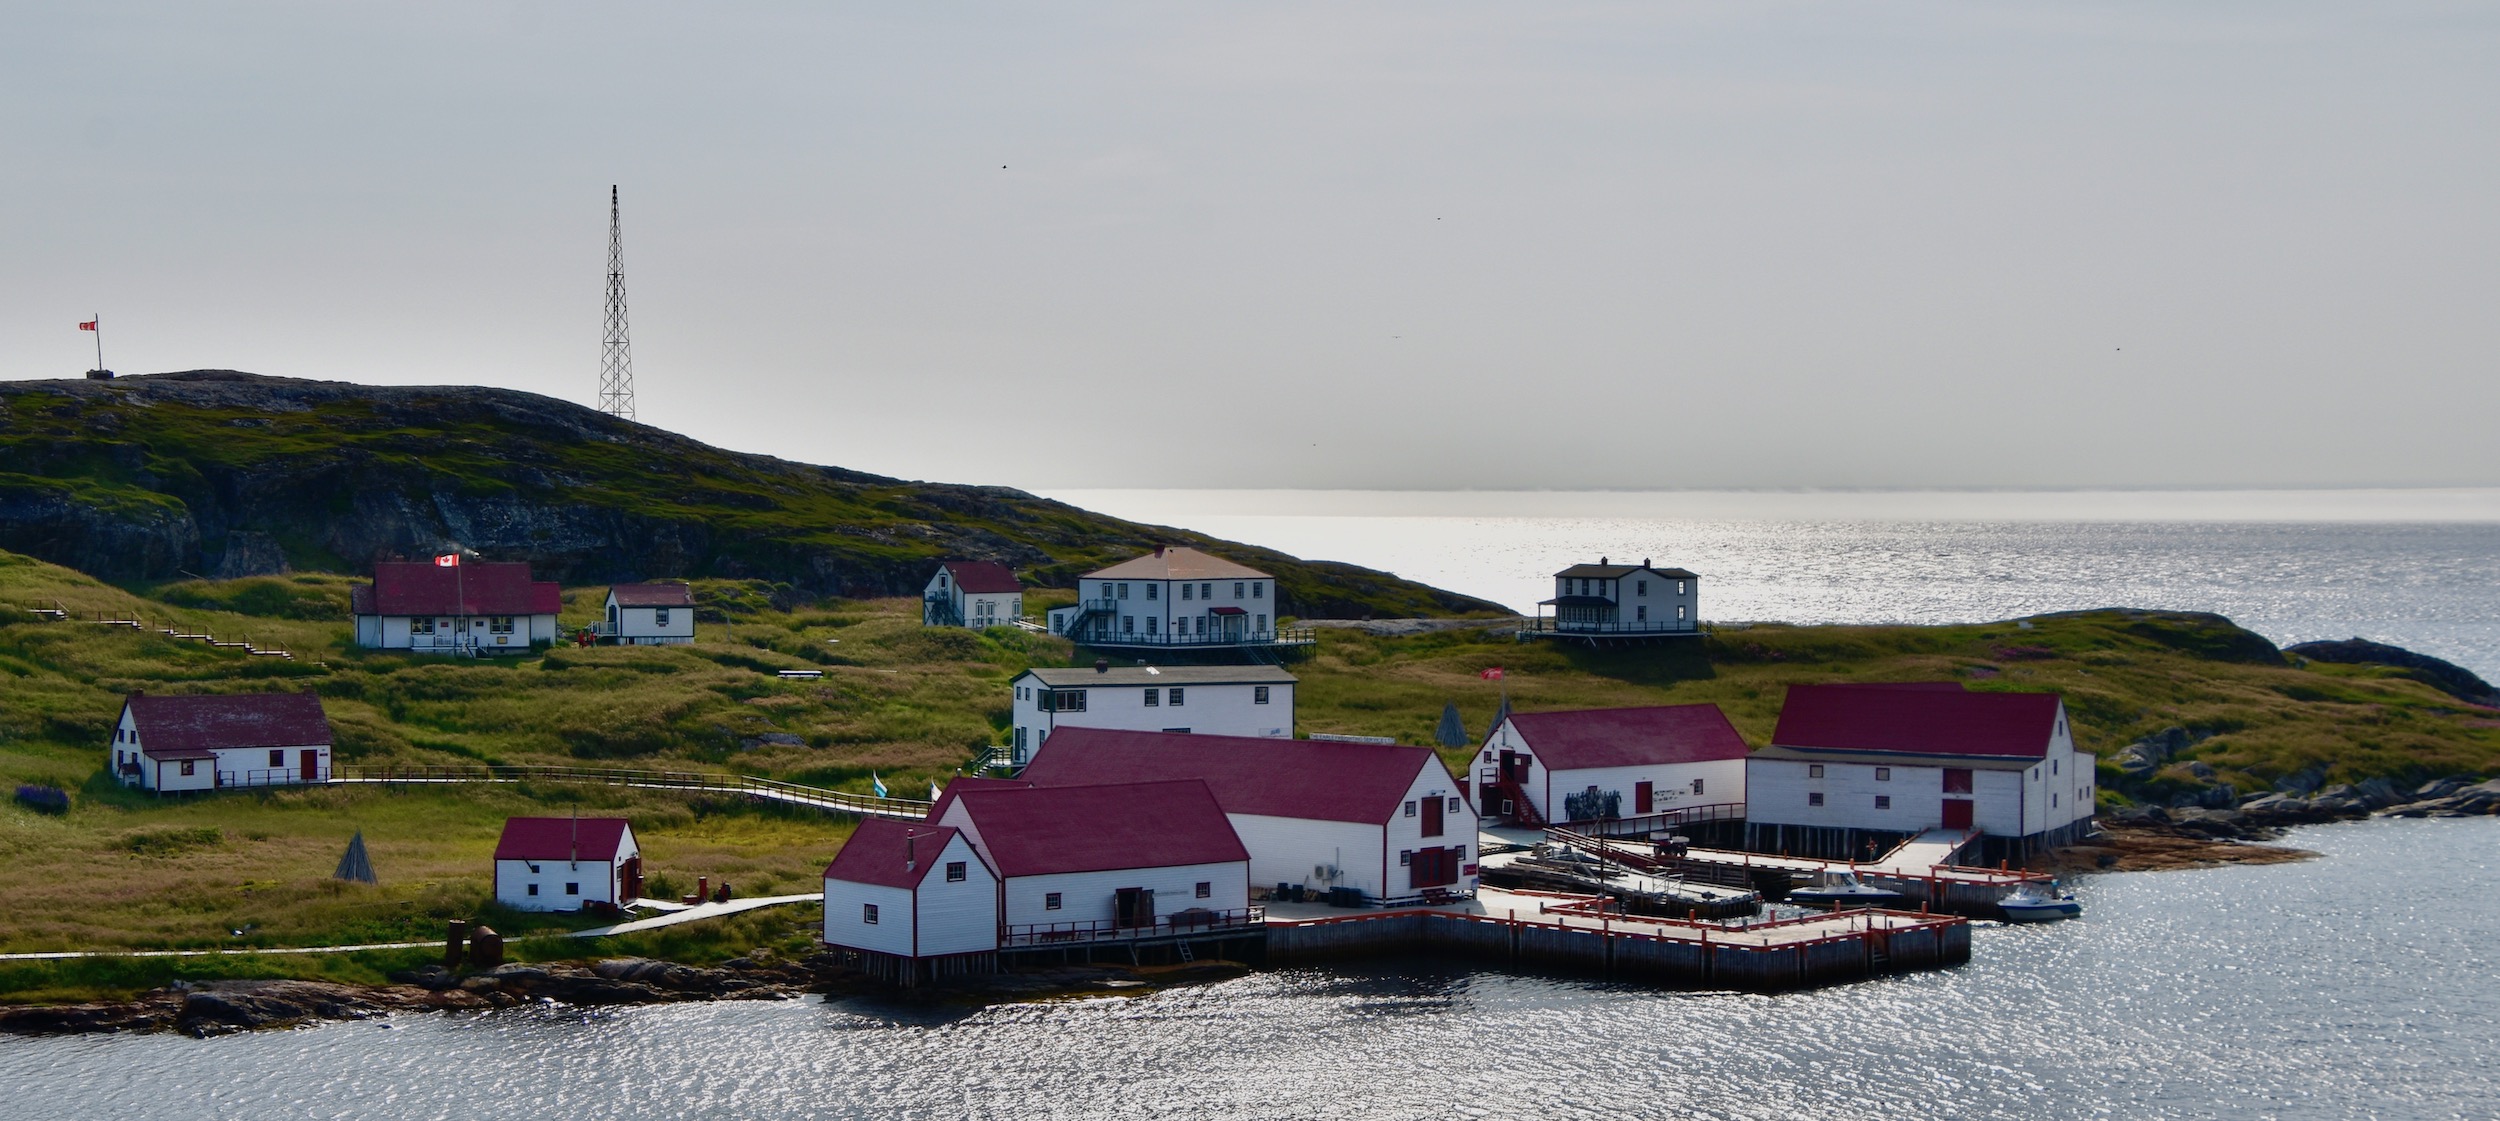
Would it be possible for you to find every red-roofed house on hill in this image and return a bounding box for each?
[923,561,1024,629]
[351,560,561,654]
[109,692,334,793]
[1745,683,2094,862]
[1019,729,1477,905]
[1477,704,1751,826]
[1044,546,1314,653]
[821,819,1000,985]
[600,583,694,645]
[931,779,1252,936]
[493,817,643,911]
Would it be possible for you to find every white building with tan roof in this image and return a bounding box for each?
[1045,546,1313,653]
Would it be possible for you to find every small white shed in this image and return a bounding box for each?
[603,583,695,645]
[492,817,643,911]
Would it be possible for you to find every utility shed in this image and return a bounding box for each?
[822,819,1000,985]
[1746,683,2094,862]
[1477,704,1750,826]
[932,779,1250,937]
[493,817,644,911]
[601,583,695,645]
[1017,729,1477,906]
[108,691,334,793]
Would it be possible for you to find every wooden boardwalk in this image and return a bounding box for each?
[332,765,931,820]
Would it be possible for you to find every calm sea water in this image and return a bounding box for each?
[3,816,2493,1120]
[1046,489,2500,679]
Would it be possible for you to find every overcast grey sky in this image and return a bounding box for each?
[5,3,2494,491]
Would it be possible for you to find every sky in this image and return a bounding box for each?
[4,2,2496,492]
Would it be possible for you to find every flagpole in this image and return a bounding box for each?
[91,315,103,372]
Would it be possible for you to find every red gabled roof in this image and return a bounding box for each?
[357,561,562,617]
[125,692,331,760]
[609,583,693,607]
[1501,705,1751,771]
[494,817,634,862]
[1018,729,1449,825]
[926,776,1036,823]
[1771,683,2062,759]
[823,820,981,889]
[937,561,1023,594]
[940,780,1247,878]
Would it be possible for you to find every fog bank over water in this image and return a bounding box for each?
[1045,489,2500,678]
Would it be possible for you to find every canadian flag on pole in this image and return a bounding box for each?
[79,320,97,331]
[1479,667,1504,680]
[434,553,460,567]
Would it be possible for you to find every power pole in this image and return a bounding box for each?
[598,185,637,420]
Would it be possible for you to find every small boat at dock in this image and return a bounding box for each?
[1997,882,2082,922]
[1786,871,1908,910]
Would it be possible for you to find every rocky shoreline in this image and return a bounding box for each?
[0,954,1240,1039]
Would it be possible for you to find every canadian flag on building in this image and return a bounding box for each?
[1478,667,1504,680]
[434,553,460,567]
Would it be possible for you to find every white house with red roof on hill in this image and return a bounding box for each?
[1018,728,1477,905]
[351,559,561,654]
[109,691,333,793]
[600,582,694,645]
[923,561,1024,629]
[1745,683,2094,862]
[820,819,1000,985]
[1476,704,1751,827]
[1045,546,1313,653]
[493,817,643,911]
[931,778,1252,935]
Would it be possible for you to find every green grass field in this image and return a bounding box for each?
[2,547,2494,1000]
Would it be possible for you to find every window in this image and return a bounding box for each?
[1808,792,1824,807]
[1193,617,1205,635]
[1169,688,1185,706]
[1677,606,1688,621]
[1117,583,1130,599]
[862,903,879,924]
[1146,617,1159,635]
[490,615,516,635]
[1252,583,1263,599]
[1875,767,1892,781]
[1875,795,1892,809]
[1691,778,1704,795]
[1051,690,1087,712]
[1944,768,1974,794]
[1256,614,1266,631]
[1144,688,1160,707]
[1447,797,1461,813]
[1181,583,1194,600]
[527,884,539,896]
[1123,616,1135,634]
[1636,606,1648,622]
[1234,582,1245,598]
[1808,764,1824,778]
[1195,881,1212,899]
[411,618,434,635]
[1677,580,1687,595]
[2052,793,2059,808]
[1254,686,1270,704]
[1399,850,1411,866]
[269,749,285,767]
[180,761,195,776]
[2031,767,2040,781]
[1200,583,1212,599]
[1145,584,1159,601]
[946,861,967,882]
[565,882,580,895]
[651,609,668,629]
[1636,579,1647,596]
[1015,727,1027,750]
[1045,892,1063,911]
[2053,759,2060,775]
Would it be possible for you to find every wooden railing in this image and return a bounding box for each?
[1557,802,1749,839]
[333,764,932,820]
[1002,907,1264,948]
[1527,619,1701,636]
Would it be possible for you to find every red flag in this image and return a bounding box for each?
[78,320,97,331]
[1478,667,1504,680]
[434,553,460,567]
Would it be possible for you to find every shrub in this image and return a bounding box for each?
[14,784,68,815]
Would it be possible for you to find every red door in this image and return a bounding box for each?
[299,749,319,782]
[1941,799,1974,829]
[1634,781,1654,815]
[1500,752,1528,784]
[1421,795,1444,838]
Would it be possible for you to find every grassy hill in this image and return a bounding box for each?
[0,370,1505,618]
[2,549,2495,997]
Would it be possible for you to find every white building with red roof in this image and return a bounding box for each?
[922,560,1024,629]
[601,582,694,645]
[109,691,334,793]
[1044,546,1312,653]
[1745,683,2094,861]
[350,559,562,654]
[1008,663,1295,764]
[1476,704,1751,827]
[493,817,643,911]
[931,779,1251,934]
[1018,729,1476,906]
[820,819,1000,984]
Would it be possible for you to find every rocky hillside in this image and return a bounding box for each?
[0,372,1503,616]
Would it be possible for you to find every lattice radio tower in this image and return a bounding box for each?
[598,184,637,420]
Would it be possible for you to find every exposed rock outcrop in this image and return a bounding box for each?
[2285,638,2500,707]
